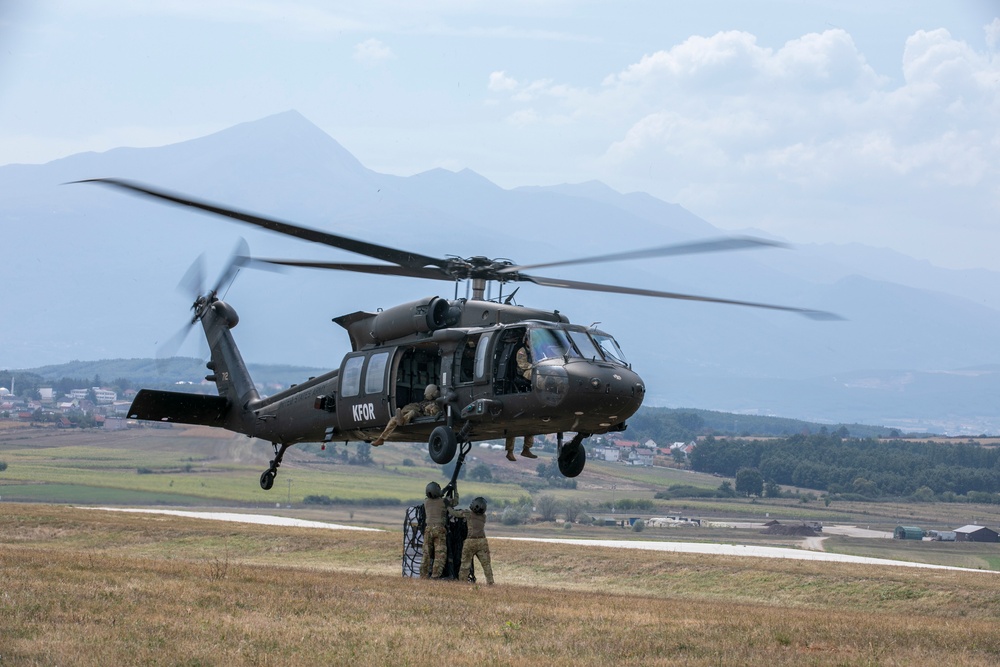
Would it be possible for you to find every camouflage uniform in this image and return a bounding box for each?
[450,508,494,584]
[503,347,536,461]
[515,346,532,380]
[420,493,454,578]
[505,433,535,461]
[373,385,441,446]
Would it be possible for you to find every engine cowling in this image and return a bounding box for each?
[366,296,461,343]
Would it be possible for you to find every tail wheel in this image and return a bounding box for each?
[428,426,458,464]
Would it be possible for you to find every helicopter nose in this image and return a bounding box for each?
[535,361,645,425]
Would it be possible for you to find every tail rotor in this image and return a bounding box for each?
[156,239,249,368]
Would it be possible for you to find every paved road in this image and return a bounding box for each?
[801,525,894,551]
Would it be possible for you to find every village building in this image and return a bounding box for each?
[954,525,999,543]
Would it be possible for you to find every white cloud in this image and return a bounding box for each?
[987,18,1000,51]
[353,38,394,65]
[488,70,518,92]
[474,24,1000,265]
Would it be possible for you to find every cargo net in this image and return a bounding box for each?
[402,504,475,582]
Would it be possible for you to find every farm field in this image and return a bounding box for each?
[2,423,1000,571]
[1,502,999,666]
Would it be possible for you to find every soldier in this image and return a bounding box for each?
[450,496,494,585]
[515,344,532,381]
[419,481,456,579]
[505,338,537,462]
[505,433,536,461]
[372,384,441,446]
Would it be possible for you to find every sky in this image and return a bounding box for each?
[2,1,999,270]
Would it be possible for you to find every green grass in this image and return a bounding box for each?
[0,482,220,506]
[0,426,529,505]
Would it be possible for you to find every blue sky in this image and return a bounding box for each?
[2,1,998,269]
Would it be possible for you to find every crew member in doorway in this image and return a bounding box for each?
[372,384,441,446]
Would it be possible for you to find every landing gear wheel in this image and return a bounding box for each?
[259,443,289,491]
[428,425,458,464]
[558,433,588,478]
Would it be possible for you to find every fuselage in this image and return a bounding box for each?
[128,297,646,448]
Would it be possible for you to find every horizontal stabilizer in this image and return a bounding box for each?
[127,389,229,426]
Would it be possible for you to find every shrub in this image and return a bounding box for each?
[632,519,645,533]
[500,504,532,525]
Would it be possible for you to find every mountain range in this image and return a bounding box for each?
[3,110,1000,434]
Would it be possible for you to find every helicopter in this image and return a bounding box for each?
[78,178,838,490]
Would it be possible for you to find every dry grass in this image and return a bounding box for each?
[2,503,999,666]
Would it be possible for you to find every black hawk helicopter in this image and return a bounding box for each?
[78,178,838,490]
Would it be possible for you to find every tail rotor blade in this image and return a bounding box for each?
[211,238,250,297]
[178,253,207,299]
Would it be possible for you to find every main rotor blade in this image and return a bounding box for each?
[500,236,787,274]
[521,273,843,320]
[247,258,455,281]
[73,178,447,270]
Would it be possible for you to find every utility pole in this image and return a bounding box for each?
[286,477,292,505]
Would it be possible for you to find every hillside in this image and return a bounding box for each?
[4,111,1000,433]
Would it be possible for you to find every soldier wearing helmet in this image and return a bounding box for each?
[372,384,441,447]
[449,496,494,585]
[419,480,456,579]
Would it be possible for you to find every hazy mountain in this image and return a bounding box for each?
[4,110,1000,434]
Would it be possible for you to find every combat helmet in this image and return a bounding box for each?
[425,481,442,499]
[470,496,487,514]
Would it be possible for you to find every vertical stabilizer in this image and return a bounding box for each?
[200,299,260,412]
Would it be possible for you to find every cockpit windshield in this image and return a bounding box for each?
[528,327,575,361]
[592,332,629,366]
[526,325,628,367]
[567,330,602,360]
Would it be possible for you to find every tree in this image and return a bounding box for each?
[764,480,782,498]
[354,442,373,466]
[563,498,582,523]
[851,476,878,498]
[536,494,561,521]
[717,481,737,497]
[469,463,493,482]
[735,468,764,497]
[536,461,559,479]
[0,461,8,473]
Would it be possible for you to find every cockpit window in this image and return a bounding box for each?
[529,327,576,360]
[567,330,602,360]
[526,325,628,366]
[592,333,628,366]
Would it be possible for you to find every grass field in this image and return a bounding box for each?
[3,423,1000,573]
[2,503,999,666]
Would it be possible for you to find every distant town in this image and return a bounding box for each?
[0,382,135,430]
